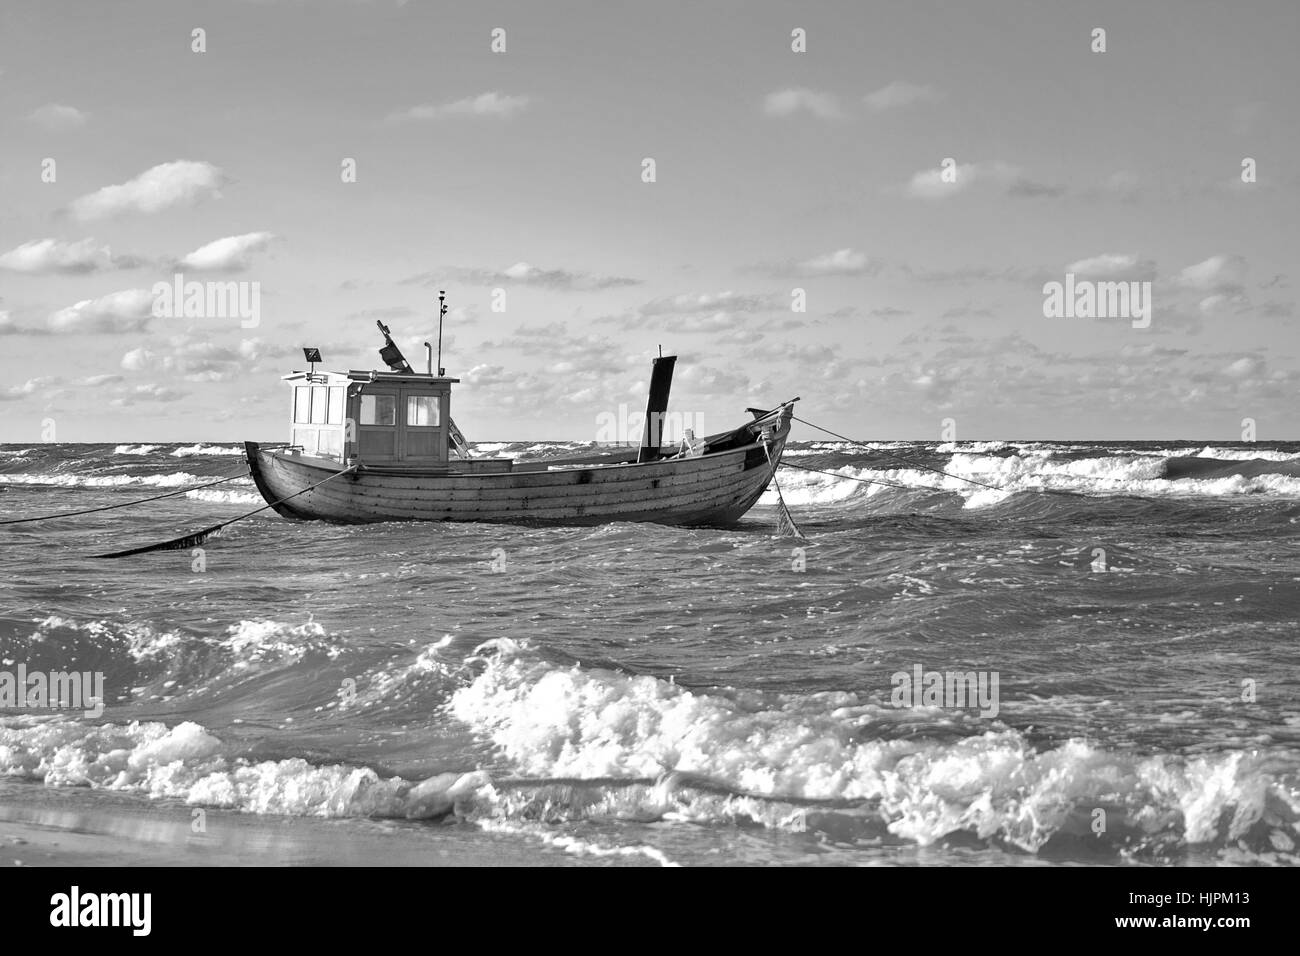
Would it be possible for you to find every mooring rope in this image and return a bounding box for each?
[762,439,806,540]
[791,415,1014,494]
[93,464,358,558]
[0,470,251,526]
[779,461,914,491]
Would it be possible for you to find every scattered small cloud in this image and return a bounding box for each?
[639,291,785,316]
[0,376,63,401]
[28,103,88,130]
[863,81,942,111]
[941,304,995,319]
[109,383,187,406]
[905,160,1062,200]
[48,288,155,334]
[1065,253,1157,280]
[1097,170,1142,202]
[403,261,640,291]
[762,88,843,120]
[1223,356,1265,379]
[1175,255,1247,293]
[67,160,226,221]
[80,373,123,387]
[346,306,420,321]
[387,92,530,122]
[752,248,881,278]
[178,231,276,272]
[0,237,144,274]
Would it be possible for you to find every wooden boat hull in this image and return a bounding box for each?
[244,409,791,527]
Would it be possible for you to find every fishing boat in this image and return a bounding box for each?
[244,300,796,527]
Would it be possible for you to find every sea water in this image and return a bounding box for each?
[1,439,1297,866]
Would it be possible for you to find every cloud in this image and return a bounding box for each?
[1065,253,1157,280]
[1097,170,1142,202]
[639,291,784,316]
[109,383,187,406]
[465,364,515,387]
[749,248,880,278]
[1223,356,1265,379]
[346,305,420,321]
[80,373,123,387]
[67,160,226,221]
[1007,178,1066,198]
[863,81,942,111]
[905,160,1062,200]
[941,304,994,319]
[869,306,911,318]
[0,237,143,274]
[120,347,156,371]
[762,88,843,120]
[897,263,1019,286]
[0,377,63,401]
[120,336,290,381]
[28,103,88,130]
[179,231,276,272]
[48,288,155,333]
[0,311,45,336]
[1175,255,1248,293]
[403,261,640,291]
[677,363,751,396]
[795,248,879,276]
[659,311,750,333]
[387,92,529,122]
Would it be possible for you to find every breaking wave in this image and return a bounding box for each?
[3,634,1290,862]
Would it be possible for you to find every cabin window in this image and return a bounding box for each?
[360,394,395,426]
[327,386,345,424]
[294,386,311,423]
[310,386,328,424]
[406,395,440,427]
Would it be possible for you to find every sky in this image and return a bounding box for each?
[0,0,1296,442]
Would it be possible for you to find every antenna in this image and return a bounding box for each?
[436,290,447,377]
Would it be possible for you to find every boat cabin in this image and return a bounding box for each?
[282,369,461,467]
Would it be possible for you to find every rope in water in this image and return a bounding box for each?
[0,470,251,526]
[94,464,359,558]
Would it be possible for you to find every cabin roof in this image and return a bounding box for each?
[345,369,460,384]
[281,369,460,385]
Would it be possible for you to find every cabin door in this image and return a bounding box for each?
[397,390,446,463]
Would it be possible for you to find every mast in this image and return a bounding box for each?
[436,290,447,376]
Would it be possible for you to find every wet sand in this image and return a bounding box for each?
[0,782,612,867]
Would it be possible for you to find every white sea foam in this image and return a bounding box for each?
[765,452,1300,508]
[220,619,339,669]
[30,615,184,662]
[935,440,1011,454]
[0,718,488,819]
[169,443,242,457]
[113,444,160,455]
[446,642,1291,853]
[0,640,1290,853]
[185,488,261,505]
[0,471,206,489]
[1191,445,1300,462]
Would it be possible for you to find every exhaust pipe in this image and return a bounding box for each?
[424,342,433,375]
[637,354,676,463]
